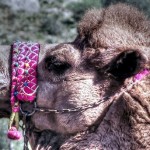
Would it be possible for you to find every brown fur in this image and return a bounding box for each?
[75,3,150,49]
[0,3,150,150]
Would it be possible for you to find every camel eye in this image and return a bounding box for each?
[45,56,71,75]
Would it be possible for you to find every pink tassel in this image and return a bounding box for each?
[134,69,149,81]
[7,126,22,140]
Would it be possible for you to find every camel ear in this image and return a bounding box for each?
[105,50,147,80]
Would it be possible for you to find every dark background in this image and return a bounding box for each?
[0,0,149,149]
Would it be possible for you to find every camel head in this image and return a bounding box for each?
[0,3,150,150]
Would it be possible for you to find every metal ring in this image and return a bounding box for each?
[20,101,37,116]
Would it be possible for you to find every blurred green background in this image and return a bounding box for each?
[0,0,149,149]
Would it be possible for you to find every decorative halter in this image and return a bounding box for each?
[8,41,40,140]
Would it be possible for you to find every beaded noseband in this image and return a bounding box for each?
[8,41,40,140]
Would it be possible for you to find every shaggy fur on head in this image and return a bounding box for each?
[75,3,150,49]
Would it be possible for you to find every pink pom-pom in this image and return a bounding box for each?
[7,126,22,140]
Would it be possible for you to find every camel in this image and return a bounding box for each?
[0,3,150,150]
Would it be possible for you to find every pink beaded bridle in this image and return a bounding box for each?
[8,41,40,140]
